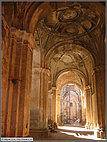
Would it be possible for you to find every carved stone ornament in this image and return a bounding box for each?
[40,3,100,38]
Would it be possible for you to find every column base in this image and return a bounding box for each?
[85,123,88,129]
[29,128,49,140]
[94,128,106,139]
[82,121,86,125]
[88,124,90,129]
[94,129,100,138]
[90,123,94,129]
[85,122,90,129]
[100,128,105,139]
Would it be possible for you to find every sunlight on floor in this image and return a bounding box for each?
[58,126,94,131]
[60,131,106,141]
[58,126,106,141]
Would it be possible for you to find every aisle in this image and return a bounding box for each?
[33,126,106,141]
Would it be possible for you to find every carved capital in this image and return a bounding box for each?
[9,27,36,51]
[94,64,105,72]
[17,38,22,42]
[85,85,91,91]
[23,40,28,44]
[52,87,56,91]
[40,68,50,77]
[46,69,51,77]
[32,67,43,74]
[48,89,52,93]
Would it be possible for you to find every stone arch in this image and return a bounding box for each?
[54,68,88,87]
[23,2,52,33]
[45,40,95,69]
[57,81,82,92]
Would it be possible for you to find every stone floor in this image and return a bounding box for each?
[33,126,106,141]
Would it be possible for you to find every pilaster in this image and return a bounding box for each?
[57,93,61,125]
[93,64,105,138]
[85,85,91,129]
[51,87,57,122]
[48,89,52,120]
[81,95,86,125]
[30,67,50,139]
[1,25,34,137]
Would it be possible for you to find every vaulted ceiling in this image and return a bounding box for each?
[39,3,100,38]
[2,1,105,89]
[31,2,104,88]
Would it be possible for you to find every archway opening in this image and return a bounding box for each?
[60,84,82,126]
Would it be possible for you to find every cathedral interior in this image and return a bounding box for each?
[1,1,106,141]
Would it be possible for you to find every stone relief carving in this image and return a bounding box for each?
[43,3,100,37]
[34,5,101,58]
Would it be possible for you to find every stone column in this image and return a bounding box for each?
[1,26,34,137]
[57,93,61,125]
[3,29,17,137]
[77,103,79,120]
[17,39,33,137]
[81,95,86,125]
[30,67,41,131]
[94,65,105,138]
[85,85,91,129]
[48,89,52,120]
[90,91,94,129]
[1,16,10,136]
[92,93,98,129]
[40,69,50,129]
[48,77,52,121]
[30,68,50,139]
[51,87,57,122]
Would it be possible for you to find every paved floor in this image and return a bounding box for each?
[34,126,106,141]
